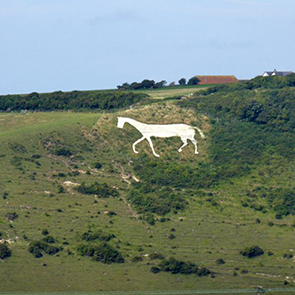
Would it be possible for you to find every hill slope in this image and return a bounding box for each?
[0,80,294,293]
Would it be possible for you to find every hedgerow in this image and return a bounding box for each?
[0,91,148,111]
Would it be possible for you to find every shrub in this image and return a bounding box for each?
[216,258,225,265]
[0,244,11,259]
[94,162,102,169]
[77,182,119,198]
[283,253,293,259]
[77,242,124,264]
[150,266,161,274]
[159,257,211,276]
[57,185,65,194]
[131,256,143,262]
[28,240,61,258]
[81,230,115,242]
[240,246,264,258]
[41,229,49,236]
[149,252,165,260]
[41,236,56,244]
[54,147,72,157]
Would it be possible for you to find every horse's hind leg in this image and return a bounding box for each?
[146,137,160,157]
[132,136,145,154]
[178,137,188,153]
[189,137,198,154]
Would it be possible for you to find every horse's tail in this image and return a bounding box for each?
[192,126,205,138]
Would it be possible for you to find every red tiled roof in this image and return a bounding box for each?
[195,75,238,85]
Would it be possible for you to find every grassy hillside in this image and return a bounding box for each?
[0,80,294,293]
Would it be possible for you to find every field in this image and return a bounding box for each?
[132,85,214,99]
[0,84,294,294]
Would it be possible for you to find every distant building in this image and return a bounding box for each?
[262,69,293,77]
[195,75,238,85]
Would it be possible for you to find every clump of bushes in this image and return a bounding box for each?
[149,252,165,260]
[127,183,187,216]
[54,147,72,157]
[152,257,211,276]
[28,239,61,258]
[77,182,119,198]
[77,242,124,264]
[81,230,115,242]
[0,243,11,259]
[240,246,264,258]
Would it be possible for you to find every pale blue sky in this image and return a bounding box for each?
[0,0,294,94]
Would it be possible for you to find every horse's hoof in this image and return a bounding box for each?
[195,152,199,154]
[178,149,182,153]
[134,151,139,154]
[155,154,160,158]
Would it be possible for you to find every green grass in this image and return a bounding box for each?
[132,85,214,99]
[0,101,294,293]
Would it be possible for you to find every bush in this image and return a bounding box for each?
[149,252,165,260]
[0,244,11,259]
[81,230,115,242]
[41,229,49,236]
[28,240,61,258]
[131,256,143,262]
[77,242,124,264]
[150,266,161,273]
[41,236,56,244]
[159,257,211,276]
[216,258,225,265]
[77,182,119,198]
[94,162,102,169]
[240,246,264,258]
[54,147,72,157]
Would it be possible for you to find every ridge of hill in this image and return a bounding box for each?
[0,76,294,293]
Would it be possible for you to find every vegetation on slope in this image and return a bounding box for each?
[0,90,148,111]
[0,76,295,292]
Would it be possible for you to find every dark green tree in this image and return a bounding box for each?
[187,77,200,85]
[178,78,186,85]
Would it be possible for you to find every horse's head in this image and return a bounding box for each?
[117,117,125,128]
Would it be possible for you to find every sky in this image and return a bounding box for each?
[0,0,295,94]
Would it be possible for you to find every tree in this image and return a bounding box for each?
[154,80,167,89]
[178,78,186,85]
[141,79,155,89]
[187,77,200,85]
[117,83,131,90]
[131,82,141,90]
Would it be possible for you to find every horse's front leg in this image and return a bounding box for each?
[132,136,146,154]
[146,137,160,157]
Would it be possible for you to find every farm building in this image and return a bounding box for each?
[262,69,293,77]
[195,75,238,85]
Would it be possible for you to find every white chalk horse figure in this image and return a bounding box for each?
[117,117,205,157]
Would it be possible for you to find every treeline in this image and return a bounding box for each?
[117,79,167,90]
[0,90,148,111]
[117,76,200,90]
